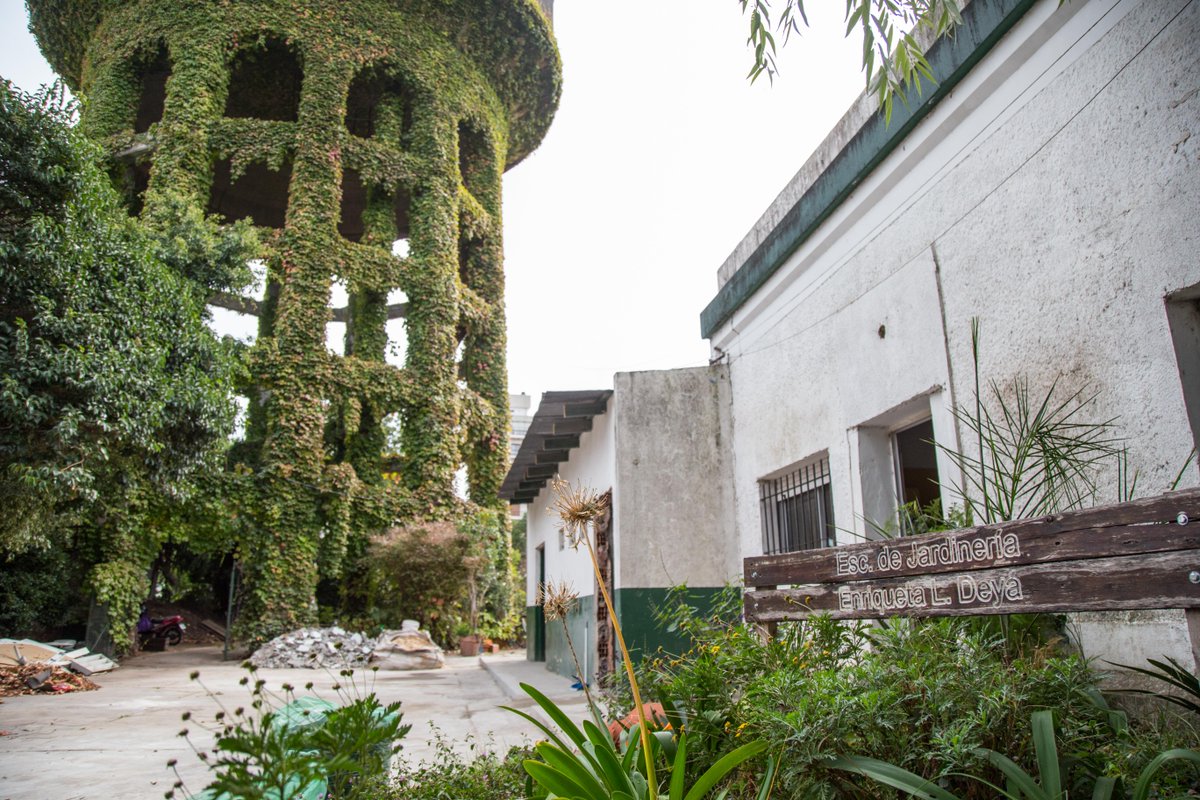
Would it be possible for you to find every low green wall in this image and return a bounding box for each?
[543,594,595,681]
[614,587,726,664]
[529,587,728,680]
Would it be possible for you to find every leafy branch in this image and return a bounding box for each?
[739,0,963,122]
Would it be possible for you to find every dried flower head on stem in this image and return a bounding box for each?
[537,580,579,622]
[548,477,606,547]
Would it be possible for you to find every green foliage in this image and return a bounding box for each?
[22,0,559,640]
[945,320,1123,526]
[0,81,243,555]
[178,665,410,800]
[506,682,769,800]
[89,560,150,652]
[831,709,1200,800]
[373,734,532,800]
[366,521,472,646]
[619,589,1196,800]
[0,543,83,636]
[738,0,962,121]
[461,507,522,642]
[0,80,255,648]
[1108,657,1200,718]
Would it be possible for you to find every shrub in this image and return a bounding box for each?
[175,665,409,800]
[365,521,471,646]
[618,587,1195,800]
[371,733,532,800]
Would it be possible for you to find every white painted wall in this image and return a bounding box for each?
[711,0,1200,665]
[524,397,617,606]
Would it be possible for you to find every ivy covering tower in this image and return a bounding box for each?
[28,0,560,640]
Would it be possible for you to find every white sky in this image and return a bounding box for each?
[0,0,866,410]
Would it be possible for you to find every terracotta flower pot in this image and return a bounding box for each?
[459,635,480,656]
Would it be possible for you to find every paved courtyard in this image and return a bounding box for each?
[0,645,588,800]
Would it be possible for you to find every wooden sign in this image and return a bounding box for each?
[744,489,1200,623]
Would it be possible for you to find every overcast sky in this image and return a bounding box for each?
[0,0,866,410]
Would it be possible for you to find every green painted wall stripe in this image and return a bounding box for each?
[529,588,728,678]
[613,587,726,663]
[699,0,1039,339]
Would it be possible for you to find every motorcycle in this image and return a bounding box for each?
[137,608,186,648]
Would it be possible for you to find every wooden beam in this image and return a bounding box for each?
[746,489,1200,587]
[552,418,594,435]
[329,302,408,323]
[743,489,1200,624]
[564,400,608,417]
[535,450,569,465]
[208,291,261,317]
[746,523,1200,587]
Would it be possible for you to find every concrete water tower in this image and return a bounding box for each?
[29,0,560,638]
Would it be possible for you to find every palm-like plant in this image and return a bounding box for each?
[1106,656,1200,718]
[829,710,1199,800]
[506,683,771,800]
[943,320,1122,527]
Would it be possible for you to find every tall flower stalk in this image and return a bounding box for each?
[549,477,659,798]
[538,579,599,712]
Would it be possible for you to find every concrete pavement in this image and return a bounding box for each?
[0,646,592,800]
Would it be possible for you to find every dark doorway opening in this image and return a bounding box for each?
[894,419,940,510]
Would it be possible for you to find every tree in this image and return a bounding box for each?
[0,80,254,647]
[739,0,962,120]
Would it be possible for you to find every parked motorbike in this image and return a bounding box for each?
[137,608,186,648]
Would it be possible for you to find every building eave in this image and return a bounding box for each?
[498,389,612,504]
[699,0,1038,340]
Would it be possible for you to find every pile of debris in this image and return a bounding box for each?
[0,664,99,697]
[248,621,448,671]
[248,627,377,670]
[0,639,114,698]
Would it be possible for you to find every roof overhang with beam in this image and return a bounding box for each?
[498,389,612,505]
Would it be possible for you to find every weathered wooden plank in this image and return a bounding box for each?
[534,449,570,465]
[745,523,1200,586]
[745,550,1200,622]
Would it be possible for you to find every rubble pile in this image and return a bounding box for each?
[0,664,99,698]
[248,627,377,670]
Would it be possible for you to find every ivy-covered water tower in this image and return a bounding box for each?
[28,0,560,640]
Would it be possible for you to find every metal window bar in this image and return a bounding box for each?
[759,458,835,554]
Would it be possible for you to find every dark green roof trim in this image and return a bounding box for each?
[700,0,1039,340]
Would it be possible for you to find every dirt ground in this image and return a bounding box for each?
[0,644,585,800]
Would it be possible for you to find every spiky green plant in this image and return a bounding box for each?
[943,320,1123,526]
[830,709,1200,800]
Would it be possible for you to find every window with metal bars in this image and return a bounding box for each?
[759,457,835,554]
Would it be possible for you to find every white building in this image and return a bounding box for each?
[500,370,736,680]
[703,0,1199,666]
